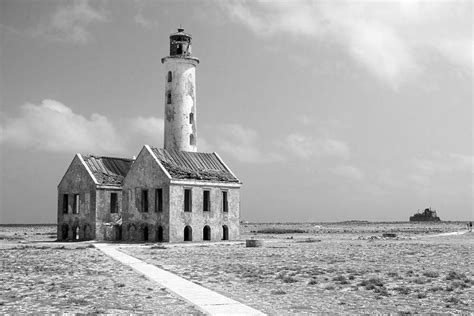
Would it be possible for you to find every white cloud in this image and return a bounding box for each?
[282,133,350,160]
[220,0,473,87]
[36,0,107,44]
[332,164,365,181]
[0,99,165,155]
[214,124,283,163]
[134,10,159,30]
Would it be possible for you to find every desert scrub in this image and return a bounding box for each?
[422,271,439,278]
[252,228,307,234]
[412,277,428,284]
[386,271,399,278]
[359,277,384,290]
[271,289,286,295]
[393,286,410,295]
[324,284,335,290]
[306,278,318,285]
[445,271,466,280]
[275,271,298,283]
[333,275,349,284]
[417,292,427,299]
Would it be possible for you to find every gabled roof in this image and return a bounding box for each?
[150,147,239,183]
[82,155,134,186]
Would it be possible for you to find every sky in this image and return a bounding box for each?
[0,0,472,224]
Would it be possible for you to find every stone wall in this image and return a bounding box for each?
[168,183,240,242]
[57,155,97,241]
[122,147,171,242]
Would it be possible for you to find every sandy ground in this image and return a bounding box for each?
[1,223,472,314]
[0,226,202,314]
[122,222,473,314]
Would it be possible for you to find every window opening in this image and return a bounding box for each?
[110,192,118,213]
[167,71,172,82]
[62,194,69,214]
[222,191,228,212]
[184,189,192,212]
[61,224,69,240]
[155,188,163,212]
[203,190,210,212]
[74,227,80,240]
[189,113,194,124]
[190,134,195,146]
[142,189,149,212]
[73,194,80,214]
[167,91,171,104]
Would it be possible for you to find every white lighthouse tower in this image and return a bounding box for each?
[161,28,199,152]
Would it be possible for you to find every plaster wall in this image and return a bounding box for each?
[95,188,123,241]
[168,183,240,242]
[57,155,97,241]
[163,58,198,152]
[122,148,171,242]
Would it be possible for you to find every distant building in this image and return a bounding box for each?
[57,28,242,242]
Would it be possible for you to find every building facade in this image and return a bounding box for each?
[57,28,242,242]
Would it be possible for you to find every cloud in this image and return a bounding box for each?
[36,0,107,44]
[213,124,283,163]
[332,164,365,181]
[282,133,350,160]
[219,0,473,87]
[0,99,164,155]
[134,10,159,30]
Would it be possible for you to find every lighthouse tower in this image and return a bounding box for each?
[161,28,199,152]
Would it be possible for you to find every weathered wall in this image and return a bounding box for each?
[169,183,240,242]
[57,155,96,241]
[122,147,171,242]
[95,188,123,241]
[163,58,198,152]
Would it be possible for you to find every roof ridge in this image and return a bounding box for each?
[82,154,135,161]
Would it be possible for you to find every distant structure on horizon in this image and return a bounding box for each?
[409,207,441,222]
[57,28,242,242]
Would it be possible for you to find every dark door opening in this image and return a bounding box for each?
[222,225,229,240]
[184,226,192,241]
[203,225,211,241]
[143,226,149,242]
[62,224,69,240]
[156,226,164,242]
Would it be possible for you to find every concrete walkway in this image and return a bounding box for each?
[94,243,265,316]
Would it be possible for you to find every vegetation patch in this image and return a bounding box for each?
[252,228,307,234]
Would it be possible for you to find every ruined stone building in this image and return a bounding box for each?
[57,28,242,242]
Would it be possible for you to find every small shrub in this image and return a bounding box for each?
[451,280,468,289]
[333,275,348,283]
[423,271,439,278]
[417,292,427,299]
[405,270,415,276]
[394,286,410,295]
[255,228,307,234]
[271,289,286,295]
[374,286,390,296]
[387,272,399,278]
[428,286,443,292]
[412,277,428,285]
[348,274,355,280]
[446,296,460,304]
[282,275,298,283]
[446,271,466,280]
[359,277,384,288]
[306,278,318,285]
[325,285,335,290]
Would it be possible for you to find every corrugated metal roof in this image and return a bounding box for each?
[151,148,239,183]
[82,155,134,186]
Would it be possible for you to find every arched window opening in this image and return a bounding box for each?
[167,92,172,104]
[222,225,229,241]
[167,71,172,82]
[189,113,194,124]
[190,134,195,146]
[184,225,192,241]
[203,225,211,241]
[74,226,80,240]
[156,226,164,242]
[143,226,149,242]
[83,224,90,240]
[62,224,69,240]
[129,224,136,241]
[177,44,182,55]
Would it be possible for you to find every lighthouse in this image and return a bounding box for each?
[161,28,200,152]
